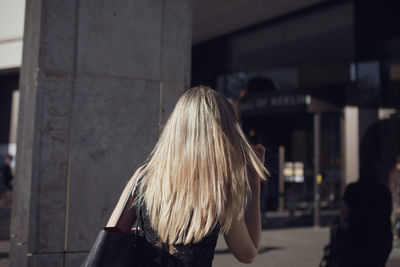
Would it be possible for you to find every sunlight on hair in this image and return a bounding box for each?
[135,86,268,245]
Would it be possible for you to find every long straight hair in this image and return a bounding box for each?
[135,86,268,245]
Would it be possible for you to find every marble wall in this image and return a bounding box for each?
[10,1,192,266]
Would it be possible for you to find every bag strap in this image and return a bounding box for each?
[134,191,142,233]
[123,168,143,221]
[107,167,144,229]
[133,172,144,231]
[120,174,140,215]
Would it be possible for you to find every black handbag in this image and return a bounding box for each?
[81,176,144,267]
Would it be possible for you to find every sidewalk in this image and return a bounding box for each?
[214,227,400,267]
[1,227,398,267]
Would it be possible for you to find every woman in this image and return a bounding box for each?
[107,86,268,266]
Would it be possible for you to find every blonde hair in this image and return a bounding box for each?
[135,86,268,245]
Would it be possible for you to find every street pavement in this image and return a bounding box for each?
[214,226,329,267]
[214,227,400,267]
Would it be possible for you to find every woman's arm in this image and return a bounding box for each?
[106,166,143,233]
[224,145,265,263]
[224,218,258,264]
[244,170,262,250]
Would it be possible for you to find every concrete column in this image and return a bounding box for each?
[341,106,359,191]
[278,146,285,212]
[8,90,19,157]
[10,1,192,266]
[313,113,321,227]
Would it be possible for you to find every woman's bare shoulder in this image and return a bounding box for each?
[127,165,145,193]
[130,165,145,181]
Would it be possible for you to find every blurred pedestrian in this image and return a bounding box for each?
[340,162,392,267]
[1,154,13,190]
[389,155,400,246]
[0,155,13,207]
[285,183,296,218]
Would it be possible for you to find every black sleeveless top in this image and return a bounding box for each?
[133,179,220,267]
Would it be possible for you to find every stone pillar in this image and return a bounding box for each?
[8,90,19,157]
[10,1,192,266]
[341,106,359,191]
